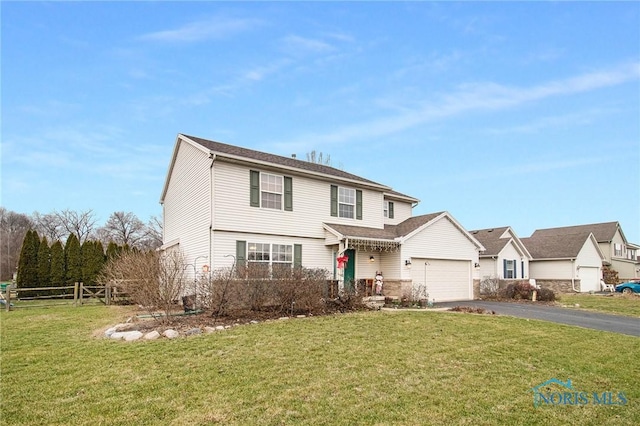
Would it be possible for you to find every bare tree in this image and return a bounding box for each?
[32,212,65,243]
[140,215,163,251]
[100,250,187,322]
[55,209,97,244]
[0,208,33,281]
[306,150,332,166]
[101,211,146,248]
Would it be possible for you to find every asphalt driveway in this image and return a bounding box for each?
[434,300,640,337]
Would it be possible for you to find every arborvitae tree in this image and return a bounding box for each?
[81,240,105,286]
[50,240,65,289]
[65,233,82,285]
[16,230,39,292]
[37,236,51,290]
[106,241,121,260]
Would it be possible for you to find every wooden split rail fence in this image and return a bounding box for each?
[2,282,129,311]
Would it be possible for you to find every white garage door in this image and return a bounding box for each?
[411,258,472,302]
[578,266,601,293]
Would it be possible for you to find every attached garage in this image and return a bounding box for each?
[578,266,601,293]
[411,258,472,302]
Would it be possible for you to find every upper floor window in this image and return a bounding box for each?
[261,173,283,209]
[384,201,394,219]
[338,187,355,218]
[626,248,637,261]
[250,170,292,211]
[330,185,362,220]
[614,243,623,257]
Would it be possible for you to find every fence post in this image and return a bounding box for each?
[74,282,79,307]
[80,282,84,306]
[106,284,111,306]
[5,286,10,312]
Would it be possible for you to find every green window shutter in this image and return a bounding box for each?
[236,240,246,269]
[250,170,260,207]
[389,201,394,219]
[294,244,302,268]
[356,190,363,220]
[330,185,338,217]
[503,259,507,278]
[284,176,293,211]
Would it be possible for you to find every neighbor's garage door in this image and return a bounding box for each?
[411,258,472,302]
[578,266,600,293]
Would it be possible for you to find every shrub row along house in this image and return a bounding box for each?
[160,134,639,302]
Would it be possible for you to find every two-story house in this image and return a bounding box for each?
[160,134,485,302]
[526,222,640,283]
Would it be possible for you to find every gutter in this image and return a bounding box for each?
[209,153,216,269]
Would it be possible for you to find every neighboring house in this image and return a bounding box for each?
[521,231,605,293]
[528,222,640,282]
[470,227,532,281]
[160,134,485,302]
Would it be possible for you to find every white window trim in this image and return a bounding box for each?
[260,173,283,210]
[338,187,355,219]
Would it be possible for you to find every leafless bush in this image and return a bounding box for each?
[99,250,188,322]
[197,265,333,317]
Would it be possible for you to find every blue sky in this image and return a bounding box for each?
[2,1,639,242]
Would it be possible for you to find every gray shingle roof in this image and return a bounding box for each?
[530,221,620,243]
[325,212,443,240]
[470,227,511,256]
[521,231,594,259]
[183,134,389,189]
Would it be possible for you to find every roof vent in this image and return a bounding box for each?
[487,229,494,232]
[291,154,297,159]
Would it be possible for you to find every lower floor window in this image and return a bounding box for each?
[505,260,516,279]
[248,242,293,277]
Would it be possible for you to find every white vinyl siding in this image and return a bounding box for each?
[162,140,211,268]
[213,162,385,238]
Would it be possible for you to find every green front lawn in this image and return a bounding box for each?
[557,293,640,317]
[1,306,638,425]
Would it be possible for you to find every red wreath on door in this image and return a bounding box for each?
[337,255,349,269]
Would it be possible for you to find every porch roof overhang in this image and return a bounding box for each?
[323,223,401,252]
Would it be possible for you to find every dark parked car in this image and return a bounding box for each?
[615,280,640,295]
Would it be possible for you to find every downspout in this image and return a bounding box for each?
[571,258,579,292]
[209,153,216,269]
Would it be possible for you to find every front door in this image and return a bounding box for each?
[343,249,356,291]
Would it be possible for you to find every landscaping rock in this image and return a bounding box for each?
[163,329,180,339]
[123,331,143,341]
[144,330,161,340]
[204,326,217,333]
[186,328,202,336]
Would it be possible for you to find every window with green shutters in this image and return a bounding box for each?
[330,185,362,220]
[236,240,302,277]
[250,170,292,211]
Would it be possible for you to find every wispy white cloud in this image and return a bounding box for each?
[279,35,335,56]
[138,16,264,43]
[274,62,640,149]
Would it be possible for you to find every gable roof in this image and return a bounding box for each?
[521,231,603,260]
[471,226,532,259]
[161,134,420,204]
[325,211,485,250]
[530,221,624,244]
